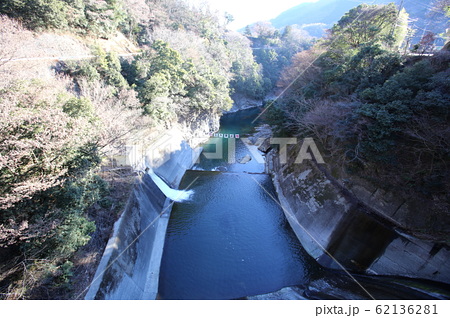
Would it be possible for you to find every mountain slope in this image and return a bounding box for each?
[270,0,373,30]
[269,0,448,44]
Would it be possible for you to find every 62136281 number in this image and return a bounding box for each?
[375,304,438,315]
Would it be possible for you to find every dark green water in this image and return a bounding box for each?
[192,107,266,173]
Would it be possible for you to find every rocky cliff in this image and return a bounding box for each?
[225,93,263,113]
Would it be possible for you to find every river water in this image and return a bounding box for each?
[158,108,450,300]
[158,108,319,299]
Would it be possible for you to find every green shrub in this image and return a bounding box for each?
[60,48,129,93]
[62,97,94,118]
[0,0,130,37]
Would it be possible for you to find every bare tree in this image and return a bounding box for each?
[433,0,450,14]
[77,78,152,158]
[0,78,95,210]
[419,31,437,53]
[278,47,324,90]
[252,21,278,40]
[0,15,23,67]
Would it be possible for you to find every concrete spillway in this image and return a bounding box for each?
[146,167,193,203]
[85,140,201,300]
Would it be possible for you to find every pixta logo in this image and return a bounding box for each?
[124,134,325,168]
[197,136,325,164]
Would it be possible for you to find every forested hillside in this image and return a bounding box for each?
[269,0,449,46]
[0,0,267,299]
[243,22,314,95]
[267,2,450,237]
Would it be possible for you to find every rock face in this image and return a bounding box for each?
[266,144,450,284]
[239,154,252,164]
[225,93,262,113]
[247,286,307,300]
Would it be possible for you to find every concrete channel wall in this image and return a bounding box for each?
[85,140,202,300]
[266,149,450,284]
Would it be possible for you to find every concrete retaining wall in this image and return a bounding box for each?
[267,148,450,284]
[85,135,203,299]
[84,174,168,299]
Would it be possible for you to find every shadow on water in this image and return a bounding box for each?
[318,206,396,271]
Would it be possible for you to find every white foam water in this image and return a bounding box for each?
[146,166,194,202]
